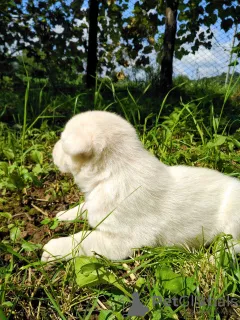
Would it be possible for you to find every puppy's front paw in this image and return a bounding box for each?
[41,238,74,262]
[56,204,86,221]
[56,210,73,221]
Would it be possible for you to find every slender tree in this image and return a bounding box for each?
[86,0,99,88]
[159,0,179,94]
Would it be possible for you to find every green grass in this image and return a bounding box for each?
[0,77,240,319]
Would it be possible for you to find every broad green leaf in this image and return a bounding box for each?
[21,241,42,252]
[99,310,114,320]
[75,256,131,297]
[221,18,234,32]
[2,301,13,307]
[135,277,146,289]
[214,135,227,146]
[143,45,153,54]
[0,162,8,175]
[0,212,12,219]
[32,164,43,175]
[41,218,51,225]
[207,135,227,148]
[9,226,21,242]
[106,293,129,311]
[3,148,14,160]
[232,138,240,148]
[156,267,195,295]
[9,172,25,190]
[75,256,115,287]
[50,218,59,230]
[31,150,43,164]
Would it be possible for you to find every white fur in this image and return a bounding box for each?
[41,111,240,262]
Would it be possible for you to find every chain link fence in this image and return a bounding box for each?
[105,0,240,82]
[173,22,239,81]
[2,0,239,85]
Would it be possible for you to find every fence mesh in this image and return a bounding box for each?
[2,0,239,85]
[173,22,239,80]
[104,0,240,81]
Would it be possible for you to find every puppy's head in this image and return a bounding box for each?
[53,112,107,174]
[53,111,140,174]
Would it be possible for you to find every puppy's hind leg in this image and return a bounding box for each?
[56,202,87,221]
[41,230,132,262]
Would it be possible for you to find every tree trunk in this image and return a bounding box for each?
[159,0,179,94]
[86,0,99,88]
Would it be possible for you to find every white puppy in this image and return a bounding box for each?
[41,111,240,262]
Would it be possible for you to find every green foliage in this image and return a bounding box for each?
[41,217,60,230]
[155,266,196,295]
[0,77,239,319]
[0,120,57,193]
[0,0,87,87]
[75,256,131,297]
[9,225,21,242]
[21,240,42,252]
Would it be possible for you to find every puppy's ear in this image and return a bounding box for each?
[61,132,92,156]
[61,132,105,156]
